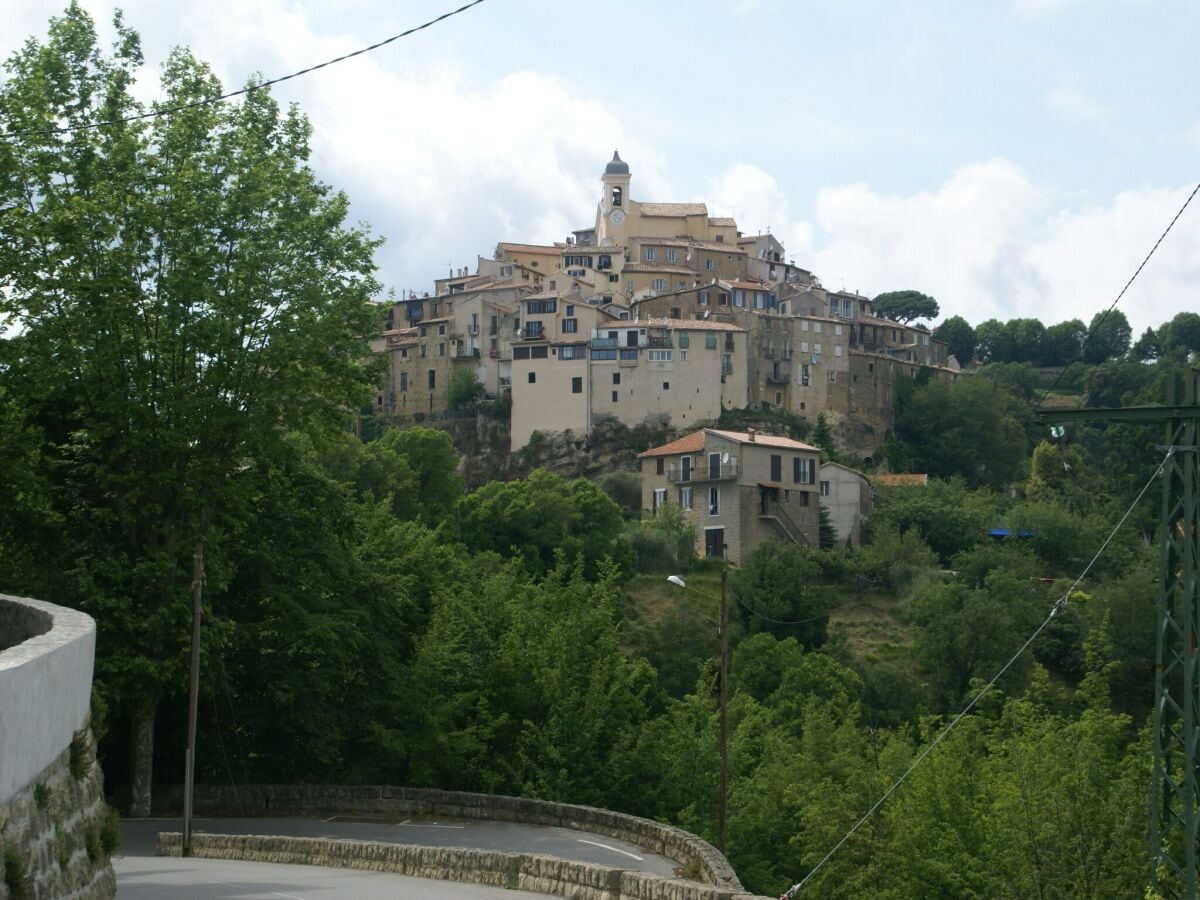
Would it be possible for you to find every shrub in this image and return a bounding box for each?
[99,809,121,856]
[4,847,28,900]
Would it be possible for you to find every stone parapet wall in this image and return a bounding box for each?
[153,784,742,891]
[157,833,772,900]
[0,595,115,899]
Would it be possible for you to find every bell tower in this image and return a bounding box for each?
[601,150,631,217]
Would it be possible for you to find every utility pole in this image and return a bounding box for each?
[719,567,729,855]
[1040,365,1199,898]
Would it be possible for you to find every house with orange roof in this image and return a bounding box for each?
[638,428,820,563]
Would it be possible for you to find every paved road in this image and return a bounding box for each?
[116,854,551,899]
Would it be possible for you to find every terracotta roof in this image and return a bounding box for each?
[707,429,819,451]
[874,473,929,487]
[726,280,772,290]
[639,428,818,458]
[638,431,707,458]
[639,316,744,332]
[857,314,930,332]
[418,316,451,325]
[638,202,708,217]
[708,217,737,227]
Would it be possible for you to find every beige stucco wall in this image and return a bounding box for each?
[509,350,590,451]
[820,462,870,545]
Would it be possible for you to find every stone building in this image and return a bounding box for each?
[818,461,872,545]
[638,428,821,563]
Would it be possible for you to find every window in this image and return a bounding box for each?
[501,264,513,276]
[819,481,830,496]
[439,323,447,335]
[801,364,810,386]
[670,307,682,319]
[801,320,809,332]
[680,350,688,361]
[653,487,667,513]
[420,344,427,358]
[651,279,668,292]
[656,458,665,475]
[527,299,558,314]
[559,344,586,360]
[612,186,622,207]
[770,454,782,482]
[719,292,729,306]
[609,274,619,283]
[679,333,690,348]
[814,343,822,354]
[438,342,446,356]
[613,373,621,384]
[644,247,657,262]
[399,372,408,391]
[572,376,583,394]
[801,341,809,353]
[563,318,578,333]
[427,369,436,389]
[793,457,815,484]
[835,345,843,357]
[835,324,843,336]
[662,381,670,390]
[709,486,721,516]
[705,334,717,349]
[620,348,638,361]
[699,291,709,306]
[733,290,745,307]
[648,350,673,362]
[705,259,715,271]
[612,390,618,402]
[592,348,617,360]
[665,248,678,263]
[679,486,693,510]
[829,370,837,382]
[528,371,536,384]
[813,322,822,334]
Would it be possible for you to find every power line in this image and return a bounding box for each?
[1033,180,1200,411]
[4,0,488,140]
[732,591,827,626]
[780,448,1172,898]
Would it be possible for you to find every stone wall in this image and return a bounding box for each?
[157,833,773,900]
[151,784,743,892]
[0,595,115,899]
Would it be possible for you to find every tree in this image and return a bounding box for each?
[1041,318,1087,366]
[973,319,1017,363]
[871,290,940,324]
[933,315,976,367]
[728,543,828,647]
[1082,310,1132,364]
[447,365,484,410]
[0,7,380,814]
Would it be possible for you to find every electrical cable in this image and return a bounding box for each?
[732,591,827,626]
[4,0,488,140]
[1032,180,1200,412]
[779,447,1173,898]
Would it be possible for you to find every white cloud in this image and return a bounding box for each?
[791,161,1200,336]
[1046,82,1106,123]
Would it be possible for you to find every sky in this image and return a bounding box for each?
[4,0,1198,337]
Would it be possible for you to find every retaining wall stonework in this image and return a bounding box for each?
[152,784,742,891]
[157,833,773,900]
[0,595,115,900]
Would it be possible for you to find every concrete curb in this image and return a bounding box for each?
[157,832,773,900]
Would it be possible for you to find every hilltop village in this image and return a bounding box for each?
[370,152,961,461]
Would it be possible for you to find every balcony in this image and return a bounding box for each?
[456,347,480,359]
[591,337,618,349]
[520,323,545,341]
[766,371,788,385]
[647,335,672,349]
[669,459,738,482]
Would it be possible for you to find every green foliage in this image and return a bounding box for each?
[818,504,837,549]
[594,470,642,520]
[890,375,1035,488]
[99,809,122,856]
[447,366,485,410]
[977,361,1039,400]
[859,522,940,594]
[871,290,940,323]
[33,783,49,810]
[55,823,69,871]
[85,827,102,864]
[716,405,809,441]
[456,469,631,578]
[729,543,828,647]
[933,314,976,367]
[4,846,29,900]
[69,732,88,780]
[1083,309,1133,364]
[870,478,994,564]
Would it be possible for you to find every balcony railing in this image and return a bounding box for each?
[521,324,545,340]
[591,337,618,349]
[766,371,788,385]
[668,459,738,482]
[467,323,479,335]
[457,347,480,359]
[489,347,498,358]
[647,335,672,348]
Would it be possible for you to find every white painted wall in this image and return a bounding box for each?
[0,595,96,803]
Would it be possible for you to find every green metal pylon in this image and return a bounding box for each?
[1039,365,1200,897]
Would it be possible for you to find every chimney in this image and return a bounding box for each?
[747,428,756,442]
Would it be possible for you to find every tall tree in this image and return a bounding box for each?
[0,6,380,813]
[933,315,976,367]
[1041,318,1088,366]
[1082,310,1132,364]
[871,290,940,324]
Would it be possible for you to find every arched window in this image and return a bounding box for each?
[612,186,622,207]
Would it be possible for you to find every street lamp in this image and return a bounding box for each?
[667,570,728,855]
